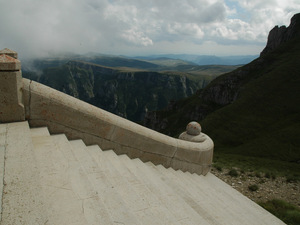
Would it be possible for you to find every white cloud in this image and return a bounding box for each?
[209,19,257,42]
[0,0,299,58]
[167,23,204,39]
[122,28,153,46]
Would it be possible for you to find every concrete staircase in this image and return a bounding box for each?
[0,121,285,225]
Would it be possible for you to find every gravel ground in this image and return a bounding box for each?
[210,167,300,207]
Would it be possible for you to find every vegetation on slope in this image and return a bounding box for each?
[143,15,300,178]
[202,37,300,162]
[259,199,300,225]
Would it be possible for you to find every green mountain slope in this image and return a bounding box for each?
[143,14,300,165]
[203,39,300,161]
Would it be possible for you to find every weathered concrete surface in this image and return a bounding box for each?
[70,140,140,225]
[0,48,18,59]
[52,135,114,225]
[105,151,210,225]
[1,122,45,225]
[0,121,286,225]
[30,127,50,137]
[0,54,21,71]
[22,78,214,175]
[0,55,24,123]
[0,124,6,222]
[31,135,91,224]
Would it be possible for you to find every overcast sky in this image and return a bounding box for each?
[1,0,299,59]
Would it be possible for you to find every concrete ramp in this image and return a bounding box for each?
[0,121,285,225]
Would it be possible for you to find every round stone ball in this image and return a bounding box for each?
[186,121,201,135]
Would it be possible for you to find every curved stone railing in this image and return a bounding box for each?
[1,48,214,175]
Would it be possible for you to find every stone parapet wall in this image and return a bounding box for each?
[22,79,214,175]
[0,48,213,175]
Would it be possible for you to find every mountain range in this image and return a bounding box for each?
[143,13,300,167]
[22,13,300,178]
[23,55,238,122]
[135,54,258,66]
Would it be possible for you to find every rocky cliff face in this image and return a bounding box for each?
[202,13,300,107]
[143,13,300,139]
[143,56,264,134]
[260,13,300,56]
[143,69,243,134]
[38,60,206,122]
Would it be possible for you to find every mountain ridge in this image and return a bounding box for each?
[134,54,258,66]
[261,13,300,56]
[23,55,239,122]
[27,60,219,122]
[143,13,300,163]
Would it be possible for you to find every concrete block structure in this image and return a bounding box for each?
[0,50,25,122]
[0,49,286,224]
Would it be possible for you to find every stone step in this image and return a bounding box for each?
[119,155,211,225]
[101,150,182,225]
[182,171,260,224]
[30,126,50,138]
[146,163,224,225]
[102,151,162,209]
[150,163,266,225]
[150,164,285,225]
[0,122,286,225]
[171,166,252,225]
[51,135,114,225]
[160,166,243,224]
[92,150,166,224]
[31,134,89,224]
[70,140,140,225]
[190,172,285,225]
[1,121,46,225]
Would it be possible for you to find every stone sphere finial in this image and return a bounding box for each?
[186,121,201,135]
[179,121,206,142]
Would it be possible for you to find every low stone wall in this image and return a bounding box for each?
[22,79,214,175]
[0,48,213,175]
